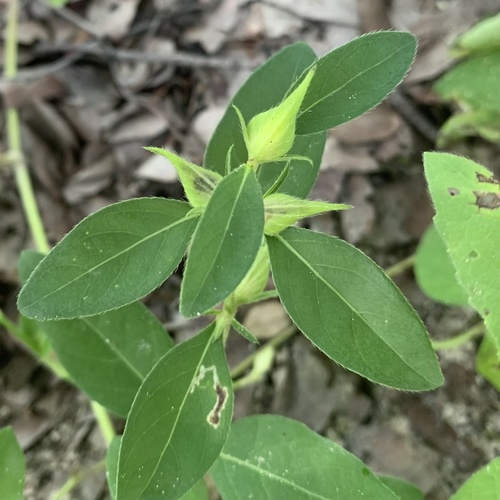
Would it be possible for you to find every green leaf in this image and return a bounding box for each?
[450,456,500,499]
[379,475,424,500]
[435,52,500,143]
[267,227,443,390]
[144,148,222,208]
[211,415,399,499]
[107,436,121,499]
[205,42,316,173]
[117,323,233,500]
[231,319,259,344]
[424,153,500,347]
[108,437,209,500]
[204,42,324,199]
[453,13,500,56]
[296,31,417,134]
[435,52,500,114]
[181,165,264,317]
[0,427,25,500]
[45,303,172,416]
[179,481,210,500]
[18,198,198,320]
[19,251,173,417]
[263,193,350,236]
[255,132,326,198]
[414,224,469,306]
[476,334,500,391]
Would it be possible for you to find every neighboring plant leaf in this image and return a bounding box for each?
[18,198,198,320]
[267,227,443,390]
[452,13,500,56]
[450,456,500,499]
[263,193,350,236]
[296,31,417,134]
[211,415,399,499]
[435,52,500,116]
[117,324,233,500]
[424,153,500,347]
[0,427,25,500]
[107,436,121,499]
[204,42,324,199]
[145,148,222,208]
[414,224,469,306]
[476,334,500,391]
[19,251,173,417]
[181,166,264,317]
[437,109,500,147]
[379,475,424,500]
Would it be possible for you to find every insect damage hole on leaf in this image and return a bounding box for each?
[473,191,500,210]
[190,364,228,428]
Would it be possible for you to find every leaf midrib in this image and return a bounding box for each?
[219,453,331,500]
[274,233,431,384]
[21,213,197,314]
[137,329,215,498]
[297,38,413,118]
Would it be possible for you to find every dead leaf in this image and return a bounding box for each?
[87,0,140,40]
[243,301,291,340]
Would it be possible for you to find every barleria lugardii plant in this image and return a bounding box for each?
[8,28,495,499]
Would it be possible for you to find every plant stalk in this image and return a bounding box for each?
[432,322,484,350]
[3,0,114,443]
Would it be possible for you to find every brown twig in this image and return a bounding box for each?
[34,42,252,70]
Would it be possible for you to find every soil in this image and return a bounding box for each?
[1,1,500,499]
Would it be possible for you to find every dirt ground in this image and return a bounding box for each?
[1,0,500,499]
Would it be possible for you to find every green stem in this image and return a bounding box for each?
[3,0,114,443]
[90,402,115,446]
[4,0,49,253]
[432,322,484,350]
[231,325,297,379]
[385,254,415,278]
[50,459,106,500]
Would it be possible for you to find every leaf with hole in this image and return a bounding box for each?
[117,323,233,500]
[424,152,500,347]
[18,198,198,320]
[267,227,443,390]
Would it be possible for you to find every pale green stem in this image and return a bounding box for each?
[4,0,49,253]
[385,254,416,278]
[431,322,484,350]
[90,402,115,446]
[231,325,297,379]
[3,0,114,443]
[50,459,106,500]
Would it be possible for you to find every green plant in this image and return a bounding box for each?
[434,13,500,145]
[415,152,500,497]
[1,17,495,497]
